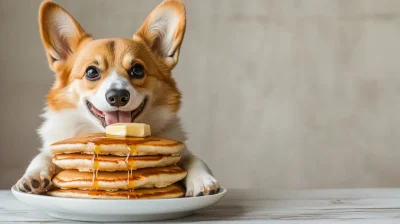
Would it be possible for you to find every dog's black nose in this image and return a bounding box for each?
[105,89,130,107]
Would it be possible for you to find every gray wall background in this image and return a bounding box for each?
[1,0,400,189]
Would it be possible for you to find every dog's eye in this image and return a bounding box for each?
[129,64,145,79]
[85,66,100,81]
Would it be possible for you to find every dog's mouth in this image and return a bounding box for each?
[86,97,147,127]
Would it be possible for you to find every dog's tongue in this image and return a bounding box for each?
[104,111,131,125]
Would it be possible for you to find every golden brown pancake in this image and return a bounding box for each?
[52,154,181,171]
[50,133,184,156]
[48,183,185,199]
[52,165,187,190]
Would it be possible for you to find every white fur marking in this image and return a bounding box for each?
[88,71,145,112]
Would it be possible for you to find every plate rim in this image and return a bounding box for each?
[11,184,227,203]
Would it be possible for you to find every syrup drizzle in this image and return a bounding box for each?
[125,146,131,199]
[125,146,137,199]
[91,145,101,189]
[68,134,160,145]
[89,141,140,199]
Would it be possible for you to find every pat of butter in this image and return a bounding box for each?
[106,123,151,137]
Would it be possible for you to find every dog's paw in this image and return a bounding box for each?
[185,172,219,197]
[16,169,52,194]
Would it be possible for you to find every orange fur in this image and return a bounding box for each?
[39,0,185,113]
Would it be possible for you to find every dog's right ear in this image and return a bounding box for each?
[39,1,92,72]
[135,0,186,70]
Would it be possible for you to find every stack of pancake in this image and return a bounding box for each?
[47,132,187,199]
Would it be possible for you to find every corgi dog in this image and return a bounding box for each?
[16,0,219,197]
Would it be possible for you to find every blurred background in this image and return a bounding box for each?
[1,0,400,189]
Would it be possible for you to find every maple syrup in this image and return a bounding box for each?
[93,145,101,155]
[56,133,160,145]
[127,172,135,189]
[127,169,136,199]
[128,189,137,199]
[127,160,135,170]
[91,145,101,189]
[128,144,137,155]
[84,135,156,199]
[93,157,100,170]
[127,145,136,170]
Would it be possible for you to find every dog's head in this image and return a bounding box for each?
[39,0,186,131]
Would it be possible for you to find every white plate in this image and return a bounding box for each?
[11,185,227,222]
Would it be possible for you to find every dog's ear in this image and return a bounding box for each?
[39,1,92,71]
[135,0,186,70]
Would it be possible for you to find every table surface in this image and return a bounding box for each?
[3,188,400,223]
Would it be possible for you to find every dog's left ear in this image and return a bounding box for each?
[39,1,92,72]
[135,0,186,70]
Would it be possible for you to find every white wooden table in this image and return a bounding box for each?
[2,188,400,223]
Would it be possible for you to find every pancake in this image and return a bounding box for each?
[50,133,184,156]
[52,165,187,190]
[48,183,185,199]
[52,154,181,171]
